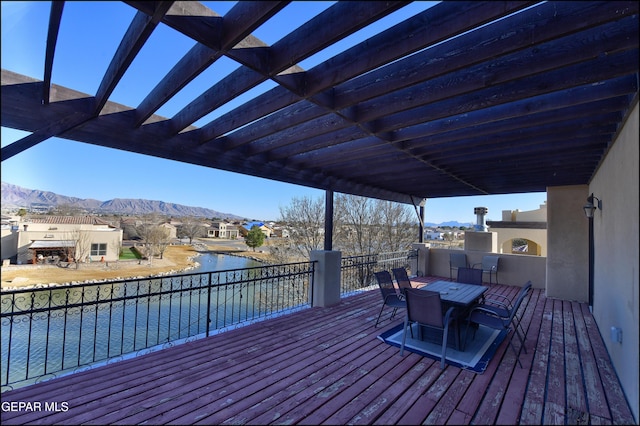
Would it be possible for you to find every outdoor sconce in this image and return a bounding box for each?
[583,194,602,218]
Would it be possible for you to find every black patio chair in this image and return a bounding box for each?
[473,255,500,285]
[480,281,533,343]
[400,288,457,369]
[449,252,468,280]
[392,267,413,292]
[374,270,406,328]
[463,280,532,368]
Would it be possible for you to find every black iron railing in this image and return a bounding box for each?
[1,261,314,390]
[340,249,418,294]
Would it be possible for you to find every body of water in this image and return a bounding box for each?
[2,254,279,389]
[189,252,264,273]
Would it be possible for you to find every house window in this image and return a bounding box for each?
[91,243,107,256]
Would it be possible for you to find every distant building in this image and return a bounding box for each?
[1,215,123,264]
[208,222,239,239]
[425,231,444,240]
[487,202,547,256]
[160,222,177,240]
[239,221,273,238]
[29,203,52,214]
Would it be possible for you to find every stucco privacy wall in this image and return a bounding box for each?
[419,247,546,289]
[590,101,638,422]
[545,185,590,302]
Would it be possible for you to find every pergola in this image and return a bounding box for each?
[1,3,639,419]
[2,1,637,207]
[28,240,75,264]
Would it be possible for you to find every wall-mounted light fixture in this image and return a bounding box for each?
[583,193,602,218]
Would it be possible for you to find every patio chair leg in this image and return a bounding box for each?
[462,319,474,351]
[400,318,410,356]
[506,329,524,368]
[390,307,398,320]
[374,305,386,327]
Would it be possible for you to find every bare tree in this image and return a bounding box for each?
[178,216,205,244]
[334,194,380,255]
[63,229,92,269]
[373,198,416,252]
[134,215,171,265]
[151,226,172,260]
[276,193,419,262]
[276,195,325,261]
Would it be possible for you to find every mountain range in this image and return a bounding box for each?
[1,182,472,227]
[0,182,243,220]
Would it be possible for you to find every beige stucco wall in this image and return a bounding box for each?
[495,228,547,256]
[423,247,546,289]
[1,227,19,261]
[464,231,497,252]
[16,222,123,263]
[494,204,547,256]
[545,185,590,302]
[590,102,638,422]
[513,203,547,221]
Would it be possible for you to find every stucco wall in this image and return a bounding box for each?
[590,102,639,422]
[424,247,546,289]
[545,185,590,302]
[495,228,546,256]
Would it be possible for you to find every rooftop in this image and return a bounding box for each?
[1,278,634,425]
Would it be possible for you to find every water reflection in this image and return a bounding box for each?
[189,252,264,273]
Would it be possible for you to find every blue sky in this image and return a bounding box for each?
[1,1,547,223]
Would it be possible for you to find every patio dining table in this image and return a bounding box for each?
[421,280,489,308]
[418,280,489,350]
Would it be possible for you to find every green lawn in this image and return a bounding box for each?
[119,247,142,260]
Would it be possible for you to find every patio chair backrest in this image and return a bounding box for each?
[457,267,483,285]
[392,267,413,291]
[449,252,468,280]
[450,253,467,268]
[481,255,500,271]
[509,280,532,322]
[374,270,397,299]
[404,288,444,328]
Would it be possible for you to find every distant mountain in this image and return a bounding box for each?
[430,221,474,228]
[0,182,243,219]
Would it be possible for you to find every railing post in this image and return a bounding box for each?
[206,272,212,337]
[412,243,430,276]
[310,250,341,307]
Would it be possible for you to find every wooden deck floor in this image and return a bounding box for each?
[1,278,634,425]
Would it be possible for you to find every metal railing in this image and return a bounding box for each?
[1,261,314,390]
[340,249,418,294]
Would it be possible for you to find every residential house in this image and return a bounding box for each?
[4,215,123,264]
[160,222,177,240]
[208,221,239,239]
[240,221,273,238]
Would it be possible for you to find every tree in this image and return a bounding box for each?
[134,215,172,264]
[334,194,417,255]
[373,198,416,252]
[64,229,92,269]
[276,195,325,261]
[275,193,419,262]
[178,216,205,244]
[245,225,265,251]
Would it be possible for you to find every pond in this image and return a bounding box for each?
[188,252,265,273]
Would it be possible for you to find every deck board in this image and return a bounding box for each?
[1,280,635,425]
